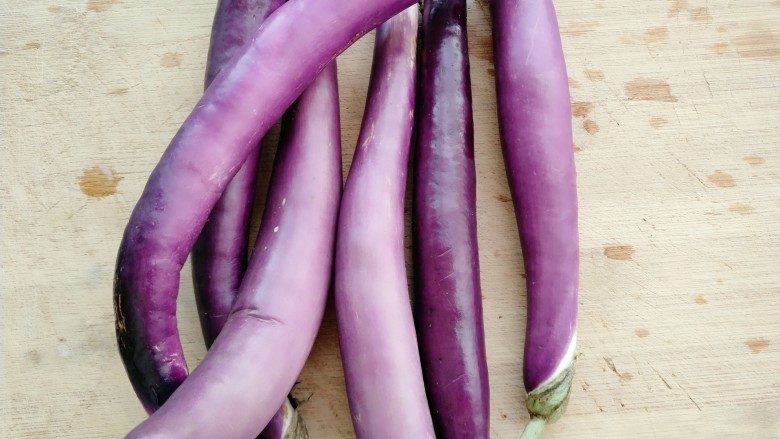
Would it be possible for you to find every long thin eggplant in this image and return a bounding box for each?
[113,0,418,413]
[190,2,301,435]
[126,62,341,438]
[192,0,284,350]
[334,7,435,439]
[413,0,489,437]
[490,0,579,437]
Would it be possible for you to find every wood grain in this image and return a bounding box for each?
[1,1,779,438]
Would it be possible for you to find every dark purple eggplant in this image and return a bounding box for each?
[413,0,489,437]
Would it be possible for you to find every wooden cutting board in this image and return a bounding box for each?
[1,1,778,437]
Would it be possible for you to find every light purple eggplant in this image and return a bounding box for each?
[490,0,579,437]
[190,1,300,436]
[113,0,418,413]
[125,62,341,438]
[334,7,435,439]
[413,0,489,437]
[192,0,284,350]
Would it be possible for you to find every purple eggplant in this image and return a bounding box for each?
[490,0,579,437]
[190,1,301,435]
[334,7,435,438]
[113,0,418,413]
[413,0,489,437]
[192,0,284,350]
[126,62,341,438]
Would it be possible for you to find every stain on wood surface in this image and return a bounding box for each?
[729,203,754,215]
[87,0,120,12]
[650,116,668,128]
[78,166,122,198]
[160,52,182,68]
[625,79,678,102]
[635,328,650,338]
[745,337,770,353]
[604,245,634,260]
[571,102,594,118]
[560,22,599,37]
[585,69,605,81]
[707,42,730,55]
[707,170,735,187]
[733,32,780,61]
[583,119,600,134]
[688,7,712,24]
[668,0,689,17]
[623,27,669,44]
[743,155,765,166]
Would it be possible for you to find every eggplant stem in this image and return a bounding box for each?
[519,416,546,439]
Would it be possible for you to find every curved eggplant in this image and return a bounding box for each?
[113,0,418,412]
[126,62,341,438]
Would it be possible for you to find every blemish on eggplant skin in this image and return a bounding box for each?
[694,295,707,305]
[494,194,511,203]
[108,88,128,96]
[620,372,633,382]
[48,5,64,13]
[707,170,736,188]
[745,337,770,354]
[24,42,41,50]
[160,52,183,68]
[635,328,650,338]
[78,165,122,198]
[604,245,634,261]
